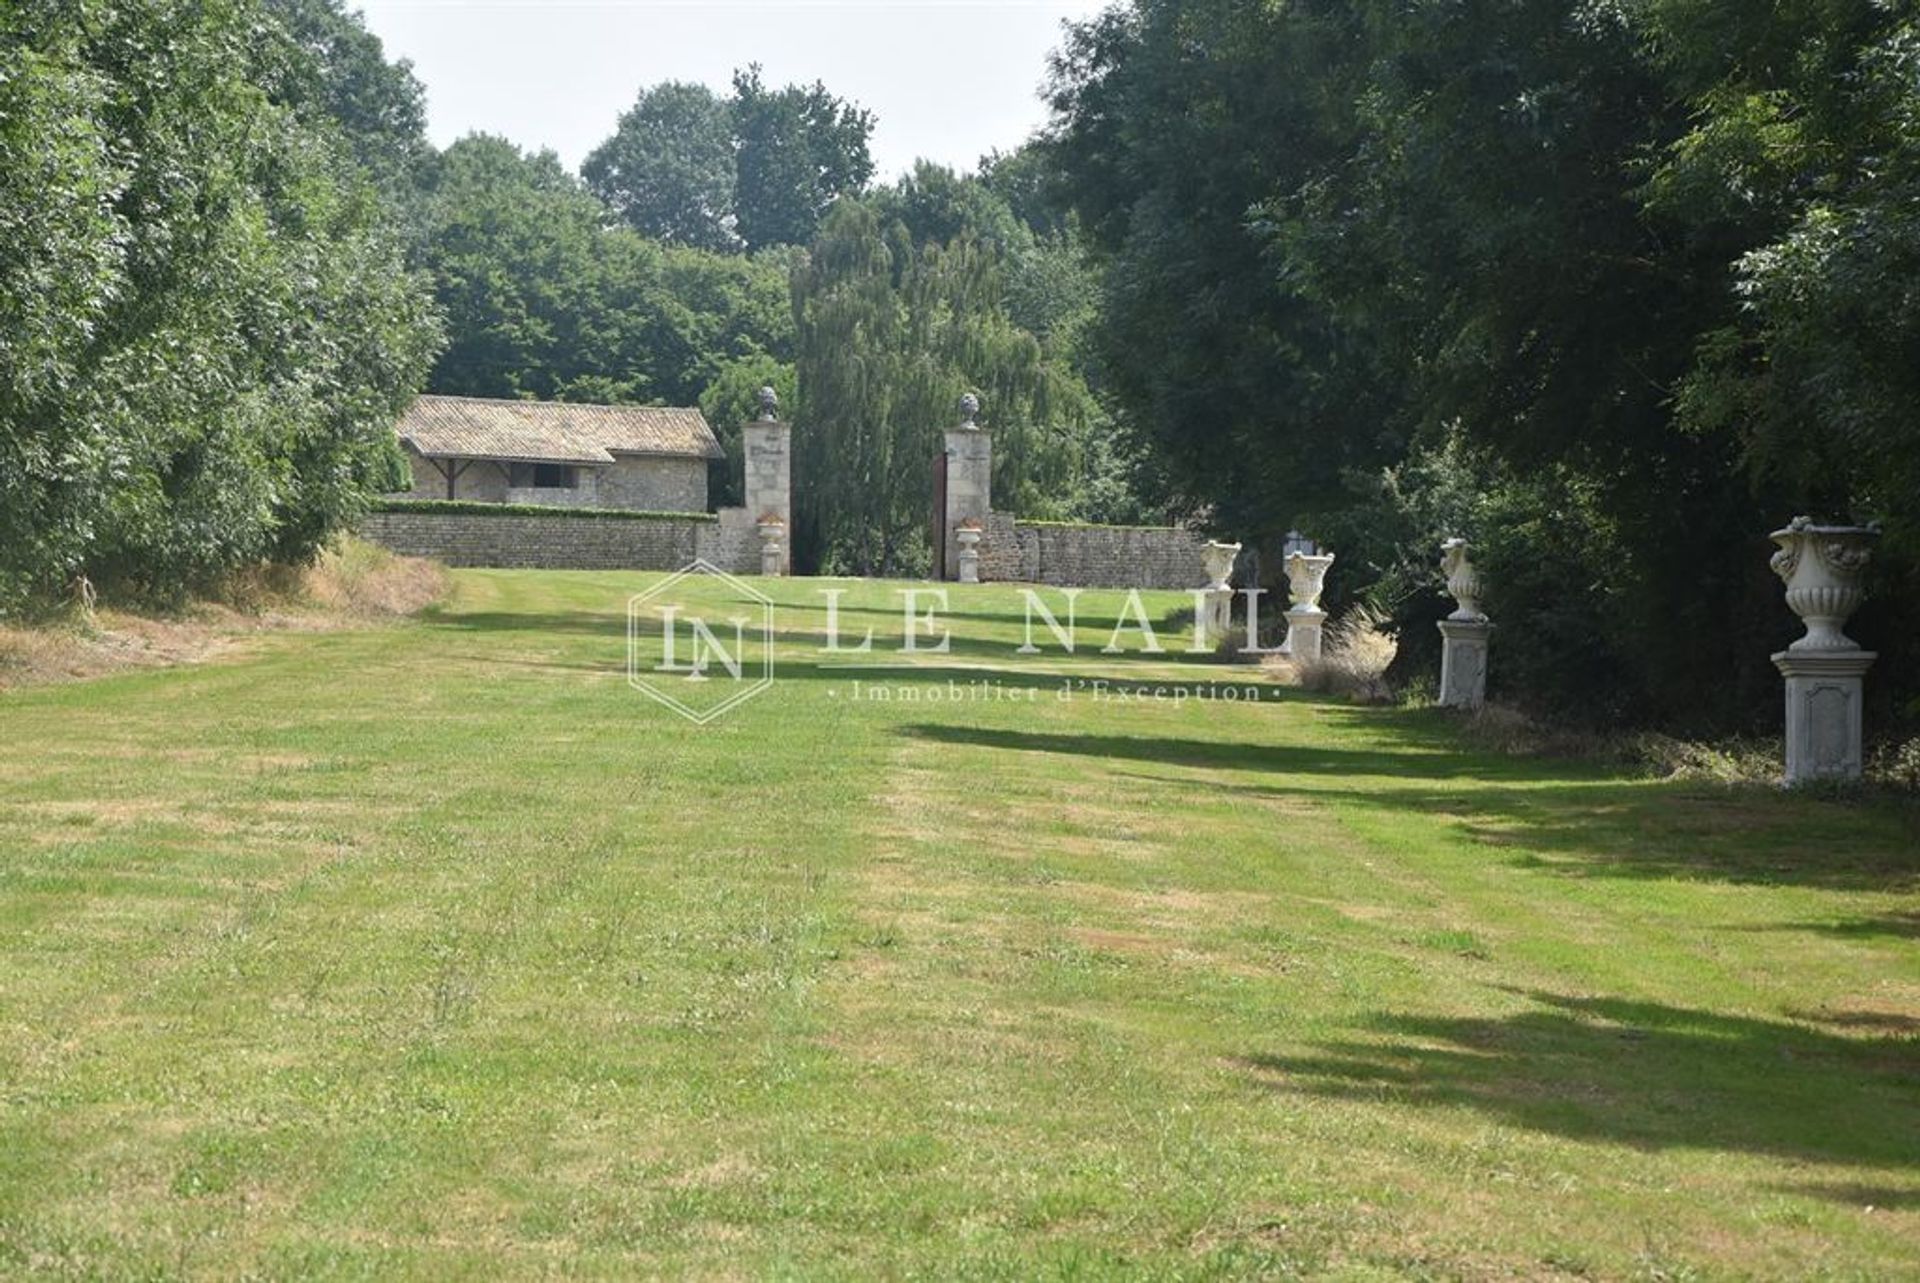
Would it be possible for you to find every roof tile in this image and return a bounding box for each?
[397,395,723,463]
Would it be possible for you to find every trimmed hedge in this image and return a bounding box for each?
[371,499,717,523]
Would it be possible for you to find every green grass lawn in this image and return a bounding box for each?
[2,569,1916,1279]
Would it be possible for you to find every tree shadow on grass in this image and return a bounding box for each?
[426,611,1202,670]
[422,609,627,636]
[1353,781,1914,891]
[1437,786,1910,891]
[435,648,1271,707]
[1100,758,1918,890]
[899,722,1558,782]
[1237,990,1920,1170]
[1768,1181,1920,1210]
[908,710,1916,889]
[1780,1008,1920,1036]
[1737,911,1920,941]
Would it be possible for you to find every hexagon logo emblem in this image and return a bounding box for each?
[626,560,775,724]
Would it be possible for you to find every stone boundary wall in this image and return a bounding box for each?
[358,507,758,575]
[702,508,762,575]
[362,505,1205,588]
[984,517,1208,590]
[980,512,1023,582]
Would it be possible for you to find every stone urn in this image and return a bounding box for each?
[1202,540,1240,590]
[756,515,785,578]
[955,524,983,584]
[1284,549,1334,614]
[1439,538,1486,622]
[1770,517,1877,651]
[1282,548,1335,662]
[1199,541,1240,645]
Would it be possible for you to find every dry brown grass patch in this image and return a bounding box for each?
[0,538,443,691]
[668,1154,761,1189]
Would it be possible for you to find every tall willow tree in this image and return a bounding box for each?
[790,201,1088,575]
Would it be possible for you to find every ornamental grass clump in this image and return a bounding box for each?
[1296,604,1398,703]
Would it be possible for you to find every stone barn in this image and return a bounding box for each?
[395,394,722,512]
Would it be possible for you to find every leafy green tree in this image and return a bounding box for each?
[1259,0,1770,721]
[868,161,1024,254]
[979,143,1074,241]
[1643,3,1920,542]
[660,241,799,401]
[861,162,1141,523]
[420,137,613,400]
[1044,0,1396,548]
[582,81,738,251]
[731,65,875,251]
[420,135,794,421]
[263,0,434,203]
[0,0,439,608]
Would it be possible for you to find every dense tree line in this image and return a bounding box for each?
[781,157,1151,574]
[420,138,792,410]
[0,0,1138,606]
[413,61,1135,538]
[20,0,1904,739]
[570,70,1147,560]
[1045,0,1920,732]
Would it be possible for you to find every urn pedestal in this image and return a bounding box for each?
[941,395,992,581]
[1773,650,1876,784]
[1282,608,1322,663]
[1281,550,1334,662]
[955,527,983,584]
[1436,539,1490,708]
[1769,518,1878,784]
[1437,619,1492,709]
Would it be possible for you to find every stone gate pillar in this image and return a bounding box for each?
[743,387,791,573]
[942,394,991,581]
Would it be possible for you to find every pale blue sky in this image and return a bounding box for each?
[353,0,1110,181]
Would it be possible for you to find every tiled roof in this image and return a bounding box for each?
[396,395,723,464]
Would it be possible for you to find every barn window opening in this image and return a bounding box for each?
[510,462,578,489]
